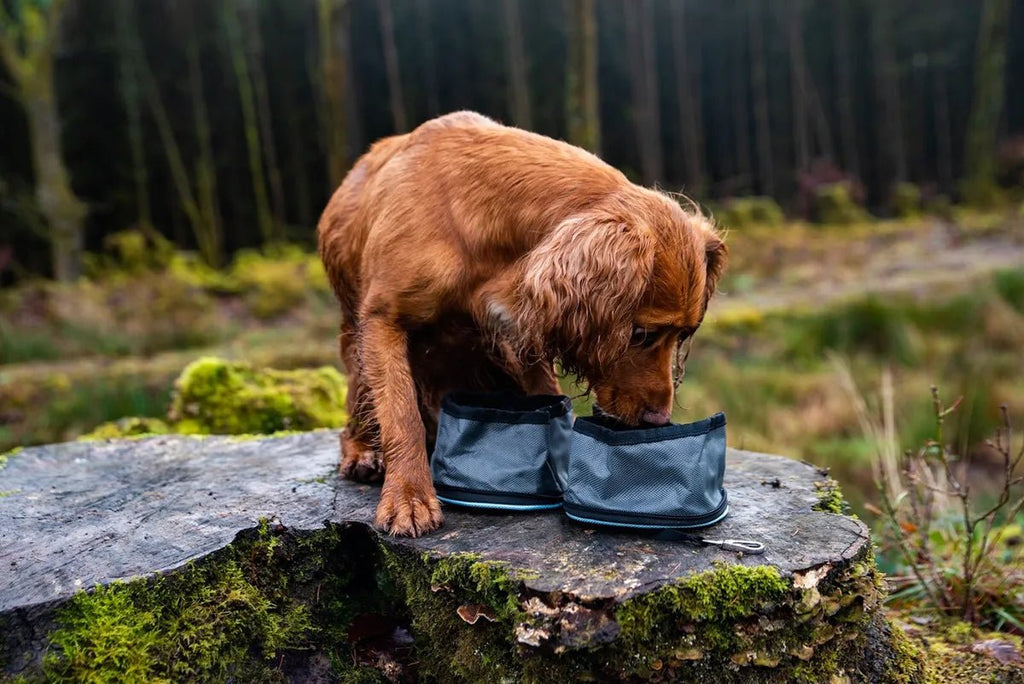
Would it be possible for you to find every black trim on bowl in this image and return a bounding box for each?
[573,412,726,445]
[441,392,572,425]
[435,483,563,506]
[563,494,729,528]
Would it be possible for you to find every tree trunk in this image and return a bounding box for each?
[748,0,774,197]
[964,0,1011,192]
[670,0,705,195]
[565,0,600,154]
[732,3,752,194]
[25,92,87,281]
[933,62,954,193]
[224,2,275,245]
[318,0,349,189]
[115,0,151,232]
[502,0,532,130]
[240,0,286,238]
[377,0,407,133]
[787,0,810,174]
[870,0,907,188]
[184,4,224,265]
[0,1,87,282]
[415,0,440,118]
[623,0,663,185]
[835,0,860,177]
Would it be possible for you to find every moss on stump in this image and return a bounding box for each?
[2,432,932,682]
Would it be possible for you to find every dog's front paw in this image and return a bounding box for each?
[375,478,443,537]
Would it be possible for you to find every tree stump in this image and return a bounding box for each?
[0,432,928,682]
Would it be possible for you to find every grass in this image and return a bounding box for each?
[2,219,1022,514]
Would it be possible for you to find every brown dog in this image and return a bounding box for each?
[318,112,726,536]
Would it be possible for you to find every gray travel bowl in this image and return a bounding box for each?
[430,392,573,511]
[563,412,728,529]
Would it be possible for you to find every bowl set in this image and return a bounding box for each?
[430,392,728,530]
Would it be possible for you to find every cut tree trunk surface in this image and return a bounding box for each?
[0,432,925,682]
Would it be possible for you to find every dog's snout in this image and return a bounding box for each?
[641,408,672,426]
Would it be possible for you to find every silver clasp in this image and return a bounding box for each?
[704,538,765,554]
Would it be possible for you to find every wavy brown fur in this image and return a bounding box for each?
[317,111,726,536]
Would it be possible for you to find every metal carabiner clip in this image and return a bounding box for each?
[703,538,765,554]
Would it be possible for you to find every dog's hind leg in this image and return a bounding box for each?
[338,323,386,483]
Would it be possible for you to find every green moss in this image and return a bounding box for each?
[813,476,848,514]
[39,523,390,683]
[614,562,789,665]
[167,357,347,434]
[78,417,174,441]
[0,445,20,470]
[886,620,935,684]
[380,547,525,681]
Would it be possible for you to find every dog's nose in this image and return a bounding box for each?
[641,408,672,426]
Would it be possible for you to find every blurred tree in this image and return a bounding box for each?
[732,1,752,193]
[502,0,532,130]
[623,0,662,184]
[964,0,1012,198]
[870,0,908,188]
[0,0,87,281]
[115,0,150,233]
[377,0,407,133]
[415,0,439,118]
[239,0,286,238]
[787,0,810,173]
[670,0,705,194]
[223,0,276,244]
[565,0,599,153]
[749,0,774,197]
[318,0,349,188]
[131,0,224,266]
[834,0,860,178]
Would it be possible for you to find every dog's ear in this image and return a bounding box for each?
[513,214,656,374]
[704,233,728,298]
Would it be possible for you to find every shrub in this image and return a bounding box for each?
[226,246,328,320]
[837,367,1024,632]
[891,183,922,219]
[717,196,785,228]
[83,229,177,278]
[811,182,871,225]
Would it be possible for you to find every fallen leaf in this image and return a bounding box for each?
[970,639,1022,665]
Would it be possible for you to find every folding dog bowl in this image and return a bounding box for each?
[563,412,728,529]
[430,392,573,510]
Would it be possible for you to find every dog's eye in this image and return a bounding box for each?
[630,327,659,347]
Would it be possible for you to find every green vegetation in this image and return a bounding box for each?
[892,183,923,218]
[812,182,871,224]
[168,357,347,435]
[717,196,785,228]
[39,522,391,683]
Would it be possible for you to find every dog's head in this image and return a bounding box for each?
[512,190,726,425]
